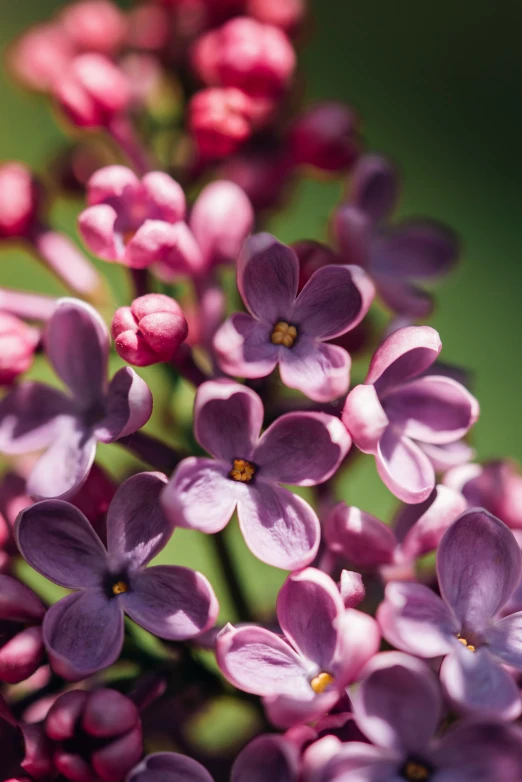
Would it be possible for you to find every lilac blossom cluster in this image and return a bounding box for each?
[0,1,519,781]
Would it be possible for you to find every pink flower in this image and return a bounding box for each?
[0,312,39,386]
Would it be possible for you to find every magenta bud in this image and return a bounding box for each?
[59,0,128,56]
[83,689,139,738]
[189,87,255,160]
[339,570,365,608]
[45,691,89,741]
[0,574,45,684]
[0,163,40,239]
[288,102,360,172]
[8,23,75,93]
[292,239,339,291]
[247,0,305,33]
[112,293,188,366]
[0,312,39,386]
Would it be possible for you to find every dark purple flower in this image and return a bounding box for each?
[213,233,374,402]
[303,651,522,782]
[15,472,219,680]
[342,326,479,503]
[216,568,380,727]
[45,688,142,782]
[162,380,350,569]
[334,154,459,318]
[0,573,45,683]
[0,298,153,500]
[128,752,213,782]
[378,509,522,719]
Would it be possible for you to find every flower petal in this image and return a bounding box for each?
[342,384,389,454]
[237,233,298,321]
[161,457,236,533]
[376,428,435,504]
[238,482,320,570]
[125,221,204,274]
[437,509,521,631]
[395,485,467,562]
[45,298,109,407]
[254,412,350,486]
[350,155,399,223]
[216,625,311,699]
[334,609,381,685]
[106,472,171,569]
[0,574,45,622]
[377,581,459,657]
[123,565,218,640]
[263,691,339,730]
[292,265,374,340]
[213,313,279,379]
[277,568,344,669]
[16,500,107,588]
[487,612,522,669]
[232,735,299,782]
[87,164,140,206]
[353,652,441,753]
[333,204,372,268]
[194,380,264,461]
[94,366,153,443]
[434,721,522,782]
[0,382,73,455]
[306,742,401,782]
[0,625,44,684]
[419,439,475,472]
[371,220,458,280]
[324,503,396,568]
[440,645,521,720]
[366,326,441,393]
[78,203,121,262]
[374,276,434,319]
[43,590,124,680]
[141,171,186,223]
[128,753,214,782]
[279,339,351,403]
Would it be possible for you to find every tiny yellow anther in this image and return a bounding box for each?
[271,321,297,348]
[310,671,335,694]
[404,761,430,781]
[457,634,476,652]
[112,581,129,595]
[229,458,256,483]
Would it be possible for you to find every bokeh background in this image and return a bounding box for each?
[0,2,521,737]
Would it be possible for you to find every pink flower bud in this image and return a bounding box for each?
[218,145,292,209]
[246,0,305,34]
[59,0,128,55]
[288,102,360,172]
[192,17,296,98]
[0,313,39,386]
[112,293,188,366]
[0,163,40,239]
[53,53,131,128]
[8,23,75,92]
[188,87,254,159]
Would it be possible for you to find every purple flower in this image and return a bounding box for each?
[161,380,350,569]
[0,298,153,500]
[216,568,380,727]
[128,752,214,782]
[342,325,479,503]
[213,233,374,402]
[232,734,300,782]
[15,472,219,680]
[444,459,522,530]
[378,508,522,720]
[0,573,45,684]
[303,651,522,782]
[334,154,459,318]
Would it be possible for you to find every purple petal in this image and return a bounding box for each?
[106,472,171,569]
[194,380,263,461]
[324,504,396,569]
[45,298,109,407]
[16,500,107,588]
[232,735,299,782]
[277,568,344,669]
[0,382,72,454]
[306,742,400,782]
[0,574,45,622]
[237,233,298,322]
[238,482,320,570]
[353,652,441,753]
[376,428,435,504]
[128,753,214,782]
[333,205,372,268]
[43,590,124,680]
[342,384,389,453]
[419,439,475,472]
[123,565,218,640]
[161,457,236,533]
[383,376,479,445]
[374,276,434,319]
[292,265,374,340]
[263,691,339,730]
[487,612,522,669]
[332,608,381,685]
[366,326,441,394]
[396,485,467,562]
[350,154,399,223]
[254,412,350,486]
[377,581,459,657]
[279,339,351,403]
[440,645,521,720]
[216,625,311,699]
[213,313,279,379]
[94,367,153,443]
[26,420,96,501]
[437,509,521,631]
[371,220,458,280]
[434,721,522,782]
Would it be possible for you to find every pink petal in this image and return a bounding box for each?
[78,203,121,262]
[279,339,351,403]
[376,428,435,503]
[141,171,186,223]
[324,504,396,568]
[365,325,441,393]
[397,485,467,562]
[87,164,140,206]
[342,384,389,453]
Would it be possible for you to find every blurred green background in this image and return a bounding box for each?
[1,1,521,630]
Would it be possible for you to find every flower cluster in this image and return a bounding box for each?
[0,1,519,781]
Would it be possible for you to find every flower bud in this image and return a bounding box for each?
[0,163,40,239]
[288,102,360,172]
[246,0,305,34]
[8,23,75,92]
[188,87,254,159]
[112,293,188,366]
[292,239,338,291]
[218,145,292,210]
[0,574,45,684]
[0,313,39,386]
[59,0,128,55]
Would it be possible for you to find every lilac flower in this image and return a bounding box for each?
[444,459,522,530]
[378,508,522,719]
[213,233,374,402]
[0,573,45,684]
[216,568,380,727]
[162,380,350,569]
[15,472,219,680]
[128,752,214,782]
[342,325,479,503]
[334,154,459,318]
[232,734,300,782]
[0,298,152,500]
[303,652,522,782]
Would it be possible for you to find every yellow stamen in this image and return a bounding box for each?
[457,634,476,652]
[404,761,430,781]
[271,321,297,348]
[310,671,335,694]
[112,581,129,595]
[229,458,256,483]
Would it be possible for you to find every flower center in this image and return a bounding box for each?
[112,580,129,596]
[456,633,476,652]
[229,458,256,483]
[310,671,335,693]
[271,321,297,347]
[403,761,431,781]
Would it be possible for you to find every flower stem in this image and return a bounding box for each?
[212,529,254,623]
[108,114,152,176]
